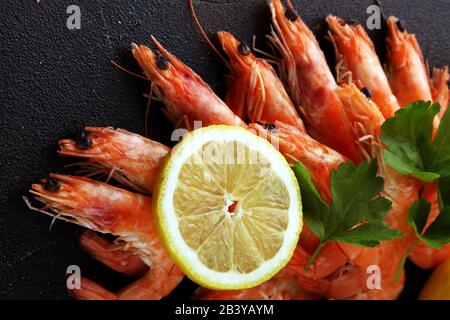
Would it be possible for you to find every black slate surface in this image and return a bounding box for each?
[1,0,449,300]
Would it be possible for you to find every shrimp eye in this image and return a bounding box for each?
[263,123,277,132]
[76,129,92,149]
[396,19,406,32]
[360,87,372,99]
[238,42,250,56]
[45,178,61,192]
[156,52,169,70]
[285,7,299,21]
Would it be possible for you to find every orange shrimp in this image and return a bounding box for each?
[268,0,362,163]
[385,16,433,108]
[385,17,450,269]
[132,36,246,129]
[27,174,183,299]
[216,31,305,132]
[326,15,400,119]
[336,84,418,298]
[386,16,449,119]
[59,127,169,194]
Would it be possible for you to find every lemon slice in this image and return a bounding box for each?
[154,125,302,290]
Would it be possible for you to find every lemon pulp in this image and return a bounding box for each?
[155,125,302,289]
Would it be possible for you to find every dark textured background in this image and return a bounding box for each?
[1,0,448,300]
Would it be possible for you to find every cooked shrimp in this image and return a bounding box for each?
[386,16,449,118]
[268,0,361,163]
[385,16,433,108]
[27,174,183,299]
[59,127,169,194]
[385,17,450,269]
[132,36,246,129]
[217,31,305,132]
[326,15,400,119]
[336,84,419,298]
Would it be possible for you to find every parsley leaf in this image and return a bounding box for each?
[292,161,328,240]
[408,199,450,249]
[381,101,450,182]
[292,160,402,270]
[438,176,450,209]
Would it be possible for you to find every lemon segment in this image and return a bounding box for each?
[154,125,302,290]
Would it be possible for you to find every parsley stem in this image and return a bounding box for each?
[304,241,326,271]
[393,238,419,283]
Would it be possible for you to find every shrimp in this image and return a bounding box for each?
[385,16,433,108]
[27,174,183,299]
[268,0,362,163]
[326,15,400,119]
[386,16,449,118]
[385,17,450,269]
[59,127,169,194]
[132,36,246,129]
[335,84,418,298]
[216,31,305,132]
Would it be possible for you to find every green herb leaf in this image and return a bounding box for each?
[292,159,402,270]
[292,162,328,240]
[438,176,450,209]
[408,199,450,249]
[428,107,450,176]
[381,101,450,182]
[327,160,401,244]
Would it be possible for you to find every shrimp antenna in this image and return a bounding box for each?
[286,0,295,9]
[189,0,228,64]
[110,60,149,81]
[144,83,154,138]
